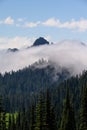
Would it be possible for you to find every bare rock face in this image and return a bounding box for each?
[33,37,49,46]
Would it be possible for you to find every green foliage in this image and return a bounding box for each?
[34,92,47,130]
[30,104,35,130]
[34,90,57,130]
[79,86,87,130]
[0,65,60,112]
[0,96,7,130]
[1,65,87,130]
[59,88,76,130]
[45,89,57,130]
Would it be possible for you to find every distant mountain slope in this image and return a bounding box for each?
[0,60,70,112]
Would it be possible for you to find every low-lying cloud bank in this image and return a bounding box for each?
[0,36,36,49]
[0,40,87,75]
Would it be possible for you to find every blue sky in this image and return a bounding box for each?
[0,0,87,48]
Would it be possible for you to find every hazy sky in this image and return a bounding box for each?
[0,0,87,48]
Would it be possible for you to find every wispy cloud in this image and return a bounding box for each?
[0,16,14,25]
[43,18,60,27]
[1,16,87,31]
[24,21,40,28]
[43,18,87,32]
[17,18,25,22]
[4,16,14,25]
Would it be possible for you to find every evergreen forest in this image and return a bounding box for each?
[0,65,87,130]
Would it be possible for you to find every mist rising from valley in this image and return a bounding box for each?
[0,39,87,75]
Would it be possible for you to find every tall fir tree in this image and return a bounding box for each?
[11,114,16,130]
[0,96,6,130]
[34,92,48,130]
[50,107,57,130]
[34,90,57,130]
[8,114,12,130]
[59,87,76,130]
[0,96,3,130]
[16,112,21,130]
[46,89,51,130]
[79,86,87,130]
[30,104,35,130]
[2,109,6,130]
[46,89,57,130]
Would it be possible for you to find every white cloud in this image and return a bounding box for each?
[0,16,14,25]
[0,36,36,49]
[43,18,87,31]
[0,16,39,28]
[1,16,87,31]
[0,38,87,74]
[43,18,61,27]
[4,16,14,25]
[0,39,87,75]
[24,21,40,28]
[17,18,25,22]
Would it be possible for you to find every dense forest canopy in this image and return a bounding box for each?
[0,61,87,129]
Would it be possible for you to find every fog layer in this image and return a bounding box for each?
[0,40,87,75]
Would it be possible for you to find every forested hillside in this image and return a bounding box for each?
[0,62,70,112]
[0,62,87,129]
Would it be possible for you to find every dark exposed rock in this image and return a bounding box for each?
[7,48,19,52]
[33,37,49,46]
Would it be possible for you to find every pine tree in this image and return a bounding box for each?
[0,96,6,130]
[2,109,6,130]
[46,89,57,130]
[16,112,21,130]
[11,114,16,130]
[34,90,57,130]
[30,104,35,130]
[8,114,12,130]
[59,87,76,130]
[0,96,3,130]
[46,89,51,130]
[34,92,47,130]
[50,107,57,130]
[79,86,87,130]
